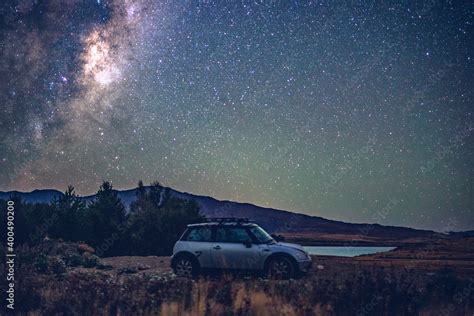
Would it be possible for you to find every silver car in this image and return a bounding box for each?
[171,218,312,279]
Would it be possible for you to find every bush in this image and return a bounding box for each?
[77,243,95,254]
[82,253,101,268]
[64,253,84,267]
[50,257,67,274]
[35,255,67,274]
[34,254,49,273]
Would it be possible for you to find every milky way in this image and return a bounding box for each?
[0,1,473,231]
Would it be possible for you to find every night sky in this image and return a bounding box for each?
[0,1,473,231]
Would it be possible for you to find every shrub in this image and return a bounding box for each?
[82,253,101,268]
[50,257,67,274]
[34,254,49,273]
[64,253,84,267]
[77,243,95,254]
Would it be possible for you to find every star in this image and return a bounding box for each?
[0,0,472,231]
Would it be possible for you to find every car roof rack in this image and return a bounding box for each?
[205,217,252,223]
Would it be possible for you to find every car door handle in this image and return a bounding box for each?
[213,245,221,250]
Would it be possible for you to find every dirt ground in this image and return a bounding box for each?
[96,252,474,279]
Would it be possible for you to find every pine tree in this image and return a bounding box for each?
[85,181,126,255]
[126,181,204,255]
[50,185,86,242]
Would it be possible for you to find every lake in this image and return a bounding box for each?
[304,246,396,257]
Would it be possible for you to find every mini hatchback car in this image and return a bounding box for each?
[171,218,312,279]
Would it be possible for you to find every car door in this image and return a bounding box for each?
[182,226,213,268]
[211,226,261,270]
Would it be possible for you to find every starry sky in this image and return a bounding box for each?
[0,1,473,231]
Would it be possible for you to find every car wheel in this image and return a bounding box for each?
[173,255,198,278]
[267,256,295,280]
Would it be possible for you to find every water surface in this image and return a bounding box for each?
[304,246,396,257]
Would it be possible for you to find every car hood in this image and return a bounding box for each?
[273,242,306,252]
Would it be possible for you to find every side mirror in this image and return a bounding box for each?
[243,240,252,248]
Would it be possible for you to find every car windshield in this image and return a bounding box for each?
[249,226,274,243]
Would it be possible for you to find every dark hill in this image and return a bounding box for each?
[0,186,446,245]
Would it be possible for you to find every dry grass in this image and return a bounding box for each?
[9,263,474,316]
[5,239,474,315]
[159,278,306,316]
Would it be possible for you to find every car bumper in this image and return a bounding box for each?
[297,258,312,273]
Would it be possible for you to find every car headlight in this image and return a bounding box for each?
[294,249,309,260]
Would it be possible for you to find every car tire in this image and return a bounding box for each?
[266,255,296,280]
[173,254,199,278]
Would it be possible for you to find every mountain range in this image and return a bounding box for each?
[0,186,462,246]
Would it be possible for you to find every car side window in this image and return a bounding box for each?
[215,227,227,242]
[215,227,251,243]
[185,227,211,242]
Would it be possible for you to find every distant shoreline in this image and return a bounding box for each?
[286,240,404,247]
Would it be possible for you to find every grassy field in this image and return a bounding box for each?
[3,238,474,315]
